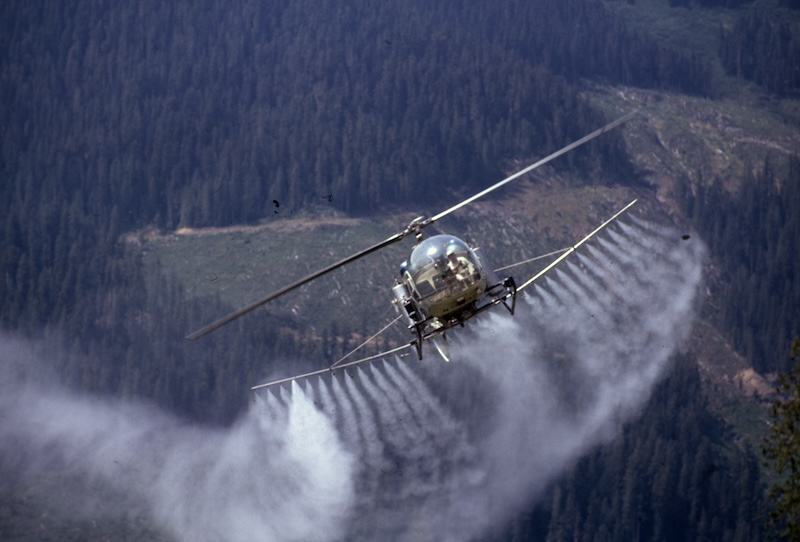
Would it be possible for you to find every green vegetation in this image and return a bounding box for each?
[678,157,800,374]
[1,0,798,539]
[495,355,766,542]
[604,0,745,58]
[719,9,800,95]
[762,338,800,540]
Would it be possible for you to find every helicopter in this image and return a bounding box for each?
[186,112,638,390]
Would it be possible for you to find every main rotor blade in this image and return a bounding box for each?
[185,231,405,340]
[427,111,637,225]
[187,111,635,341]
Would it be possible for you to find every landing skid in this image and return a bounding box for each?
[411,275,517,359]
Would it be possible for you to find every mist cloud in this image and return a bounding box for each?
[0,216,704,541]
[0,348,356,542]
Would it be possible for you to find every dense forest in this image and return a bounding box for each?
[719,10,800,95]
[0,0,723,366]
[678,157,800,374]
[672,0,753,7]
[1,0,799,540]
[495,355,766,542]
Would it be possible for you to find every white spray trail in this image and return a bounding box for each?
[339,373,384,466]
[0,338,356,542]
[0,217,705,541]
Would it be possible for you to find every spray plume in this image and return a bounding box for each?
[0,217,704,540]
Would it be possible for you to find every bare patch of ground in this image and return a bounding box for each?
[173,216,364,236]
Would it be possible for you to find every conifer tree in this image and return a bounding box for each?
[762,337,800,540]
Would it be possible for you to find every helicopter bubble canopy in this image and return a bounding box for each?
[402,234,485,300]
[405,235,478,274]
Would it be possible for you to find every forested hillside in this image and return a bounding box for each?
[495,355,765,542]
[3,0,706,336]
[1,0,799,540]
[720,10,800,95]
[679,157,800,374]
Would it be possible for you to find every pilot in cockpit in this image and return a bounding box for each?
[446,252,463,273]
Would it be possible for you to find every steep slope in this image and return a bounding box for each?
[2,0,799,540]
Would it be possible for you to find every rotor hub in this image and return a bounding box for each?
[403,216,430,240]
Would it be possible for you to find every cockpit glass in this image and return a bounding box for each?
[405,235,481,300]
